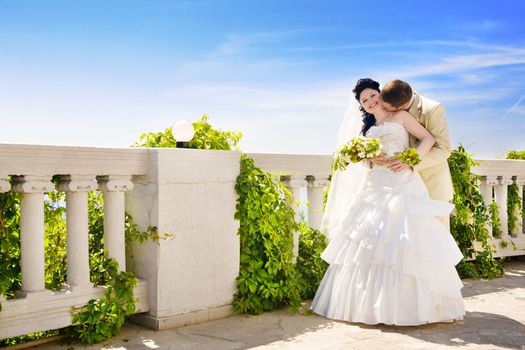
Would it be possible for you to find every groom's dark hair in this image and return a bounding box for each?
[380,80,412,108]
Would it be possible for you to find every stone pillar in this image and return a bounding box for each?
[97,175,134,271]
[283,177,307,261]
[480,176,498,237]
[513,176,525,236]
[11,175,54,295]
[495,176,513,237]
[306,176,329,231]
[58,175,98,290]
[125,149,241,330]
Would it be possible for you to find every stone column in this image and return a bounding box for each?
[306,176,329,231]
[480,176,498,237]
[11,175,54,295]
[495,176,513,237]
[283,177,307,261]
[513,176,525,236]
[58,175,97,290]
[97,175,134,271]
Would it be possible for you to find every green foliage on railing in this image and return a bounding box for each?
[506,151,524,236]
[233,155,303,314]
[0,191,21,302]
[0,185,164,346]
[489,201,503,239]
[506,150,525,159]
[66,259,137,345]
[448,145,504,279]
[44,189,68,291]
[296,223,328,299]
[133,115,242,150]
[0,331,60,347]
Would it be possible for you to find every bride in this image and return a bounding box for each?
[311,78,465,325]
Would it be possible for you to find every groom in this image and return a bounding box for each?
[379,79,454,227]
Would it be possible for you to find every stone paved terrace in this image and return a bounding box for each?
[26,258,525,350]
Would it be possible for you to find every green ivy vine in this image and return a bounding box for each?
[65,259,137,345]
[448,144,504,279]
[296,223,328,299]
[506,150,524,236]
[233,154,303,314]
[0,185,165,346]
[489,201,503,239]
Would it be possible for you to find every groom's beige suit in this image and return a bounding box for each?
[407,93,454,203]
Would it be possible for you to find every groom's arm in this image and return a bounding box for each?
[413,104,451,172]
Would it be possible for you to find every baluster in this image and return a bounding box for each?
[97,175,134,271]
[283,176,307,262]
[11,175,54,296]
[306,176,329,231]
[480,176,497,237]
[58,175,97,290]
[495,176,513,237]
[513,176,525,236]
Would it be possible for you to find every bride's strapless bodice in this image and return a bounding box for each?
[365,122,420,189]
[367,122,409,156]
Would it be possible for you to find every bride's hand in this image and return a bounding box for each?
[386,153,411,172]
[370,154,389,166]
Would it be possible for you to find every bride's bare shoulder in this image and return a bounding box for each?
[393,110,417,124]
[389,110,412,124]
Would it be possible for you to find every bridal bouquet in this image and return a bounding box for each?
[393,148,421,167]
[332,136,383,172]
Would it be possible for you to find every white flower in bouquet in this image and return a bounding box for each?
[332,136,383,172]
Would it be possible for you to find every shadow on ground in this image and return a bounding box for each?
[370,311,525,349]
[38,260,525,350]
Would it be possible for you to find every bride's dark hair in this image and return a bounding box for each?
[352,78,380,136]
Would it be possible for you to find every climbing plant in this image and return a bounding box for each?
[65,259,137,345]
[233,154,303,314]
[506,150,524,236]
[295,223,328,299]
[0,191,21,301]
[448,145,504,279]
[0,184,164,346]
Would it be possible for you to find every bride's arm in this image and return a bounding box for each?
[398,111,435,156]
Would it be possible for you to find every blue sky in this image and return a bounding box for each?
[1,0,524,158]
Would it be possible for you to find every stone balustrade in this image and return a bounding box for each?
[0,146,524,341]
[0,145,150,339]
[472,159,525,257]
[0,144,241,340]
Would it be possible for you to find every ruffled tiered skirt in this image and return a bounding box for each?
[311,168,465,325]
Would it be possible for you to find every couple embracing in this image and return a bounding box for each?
[311,78,465,325]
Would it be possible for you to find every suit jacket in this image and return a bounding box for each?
[408,93,454,202]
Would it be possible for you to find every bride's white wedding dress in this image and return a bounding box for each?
[311,122,465,325]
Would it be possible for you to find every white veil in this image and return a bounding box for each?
[321,95,367,241]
